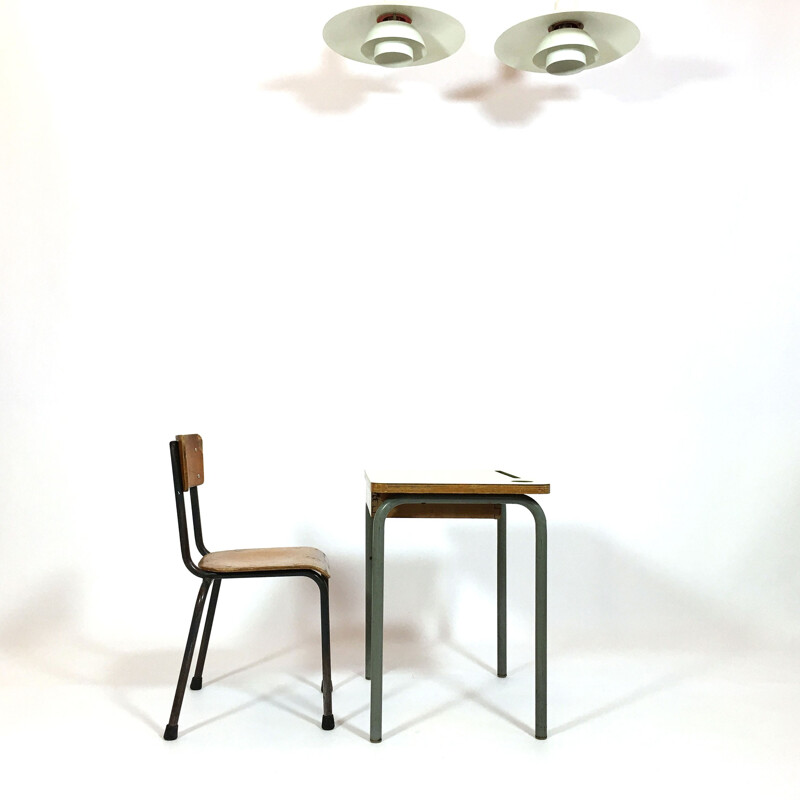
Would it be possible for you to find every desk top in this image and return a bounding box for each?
[365,469,550,495]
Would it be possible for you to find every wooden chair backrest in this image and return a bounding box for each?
[176,434,204,492]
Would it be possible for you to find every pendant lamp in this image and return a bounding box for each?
[495,10,639,75]
[323,5,465,68]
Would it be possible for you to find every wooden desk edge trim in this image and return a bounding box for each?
[369,483,550,495]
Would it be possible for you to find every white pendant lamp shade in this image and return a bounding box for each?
[495,10,639,75]
[323,5,465,68]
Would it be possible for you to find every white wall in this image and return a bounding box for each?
[2,0,799,685]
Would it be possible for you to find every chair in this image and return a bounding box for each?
[163,434,334,740]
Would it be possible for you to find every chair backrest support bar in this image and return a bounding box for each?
[189,486,209,556]
[170,441,200,573]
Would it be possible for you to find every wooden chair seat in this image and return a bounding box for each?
[199,546,330,577]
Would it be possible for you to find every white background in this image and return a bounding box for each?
[2,0,798,796]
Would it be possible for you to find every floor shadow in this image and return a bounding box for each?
[382,665,536,741]
[549,656,718,736]
[179,693,282,737]
[443,639,497,677]
[173,665,406,742]
[374,647,719,742]
[334,681,428,741]
[112,689,165,736]
[114,663,359,740]
[109,633,347,733]
[202,644,299,687]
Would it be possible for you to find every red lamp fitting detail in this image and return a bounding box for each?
[377,12,412,24]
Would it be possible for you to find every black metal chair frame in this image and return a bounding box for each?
[164,439,334,740]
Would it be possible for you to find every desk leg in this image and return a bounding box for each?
[369,508,386,743]
[497,506,507,678]
[365,504,373,680]
[532,502,548,740]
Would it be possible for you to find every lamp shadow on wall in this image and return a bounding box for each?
[589,42,729,102]
[443,64,578,125]
[441,44,728,123]
[259,44,726,124]
[263,53,576,123]
[263,49,398,113]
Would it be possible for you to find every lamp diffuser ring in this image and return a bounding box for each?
[362,19,426,66]
[533,27,599,74]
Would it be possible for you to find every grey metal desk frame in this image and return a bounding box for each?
[365,493,547,743]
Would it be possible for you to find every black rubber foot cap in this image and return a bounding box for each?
[190,676,202,690]
[164,724,178,741]
[322,715,335,731]
[535,733,547,740]
[370,737,382,744]
[498,673,507,679]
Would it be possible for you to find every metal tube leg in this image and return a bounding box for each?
[365,504,373,680]
[319,576,335,730]
[164,579,212,740]
[533,504,547,740]
[497,506,507,678]
[191,579,221,691]
[369,508,386,743]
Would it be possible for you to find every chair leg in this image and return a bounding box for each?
[191,579,221,690]
[497,506,507,678]
[318,575,335,730]
[164,579,212,741]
